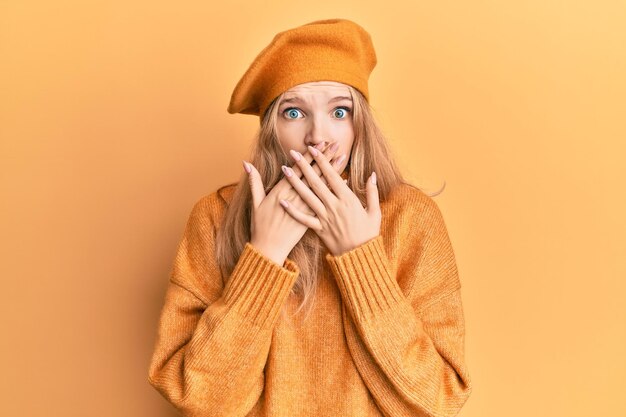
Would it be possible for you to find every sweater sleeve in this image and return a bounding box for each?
[147,194,299,417]
[325,196,472,417]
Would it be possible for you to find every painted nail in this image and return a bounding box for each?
[329,142,339,153]
[372,172,377,185]
[335,154,346,165]
[307,145,319,157]
[242,160,251,174]
[289,149,301,161]
[279,199,289,208]
[281,165,293,177]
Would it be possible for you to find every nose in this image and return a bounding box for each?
[305,116,330,150]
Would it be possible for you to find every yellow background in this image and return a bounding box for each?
[1,1,624,416]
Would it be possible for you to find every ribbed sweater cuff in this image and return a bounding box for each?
[325,235,405,322]
[223,242,299,327]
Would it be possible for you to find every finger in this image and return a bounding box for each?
[290,148,337,206]
[366,171,380,216]
[306,145,350,198]
[243,160,265,210]
[303,155,344,189]
[281,165,326,216]
[279,199,321,231]
[293,143,338,189]
[274,143,332,194]
[288,144,323,178]
[290,142,338,179]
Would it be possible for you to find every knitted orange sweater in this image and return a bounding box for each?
[147,182,472,417]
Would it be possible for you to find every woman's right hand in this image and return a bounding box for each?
[244,143,345,266]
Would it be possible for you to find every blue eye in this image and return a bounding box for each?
[333,107,351,119]
[284,108,303,119]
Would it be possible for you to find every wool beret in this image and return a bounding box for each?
[227,18,377,119]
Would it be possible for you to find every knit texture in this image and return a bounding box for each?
[227,18,377,118]
[147,182,473,417]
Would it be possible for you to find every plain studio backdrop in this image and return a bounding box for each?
[1,1,624,416]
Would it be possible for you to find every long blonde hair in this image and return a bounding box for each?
[216,86,424,321]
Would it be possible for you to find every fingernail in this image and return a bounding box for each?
[289,149,302,161]
[372,172,377,185]
[242,160,251,174]
[329,142,339,152]
[335,154,346,165]
[281,165,293,177]
[279,199,289,208]
[307,145,319,157]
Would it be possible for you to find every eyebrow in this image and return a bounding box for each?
[279,95,353,106]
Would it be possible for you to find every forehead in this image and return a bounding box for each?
[283,81,351,96]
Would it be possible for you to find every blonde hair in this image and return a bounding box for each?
[215,86,431,321]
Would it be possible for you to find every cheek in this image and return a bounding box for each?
[276,122,304,150]
[333,121,355,145]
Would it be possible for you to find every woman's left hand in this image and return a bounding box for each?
[279,145,381,256]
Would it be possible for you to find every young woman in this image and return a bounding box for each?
[148,18,472,417]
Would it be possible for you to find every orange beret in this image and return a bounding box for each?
[227,18,377,118]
